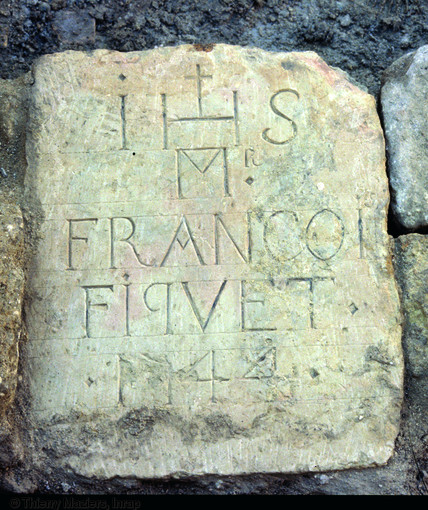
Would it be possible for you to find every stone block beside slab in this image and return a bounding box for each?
[381,45,428,231]
[393,234,428,494]
[0,74,30,186]
[0,191,24,413]
[0,188,25,466]
[14,45,404,482]
[393,234,428,386]
[0,76,29,467]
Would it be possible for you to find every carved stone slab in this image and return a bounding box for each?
[23,45,403,478]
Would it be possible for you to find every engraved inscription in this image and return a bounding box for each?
[245,147,262,168]
[120,95,127,150]
[176,147,230,198]
[67,218,98,270]
[305,209,345,261]
[262,89,299,145]
[117,346,279,407]
[74,276,345,339]
[161,64,240,149]
[186,64,212,117]
[63,209,348,271]
[25,47,402,478]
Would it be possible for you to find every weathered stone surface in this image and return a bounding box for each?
[0,77,28,467]
[0,190,24,414]
[393,234,428,494]
[381,45,428,231]
[0,188,25,467]
[21,45,403,480]
[0,74,30,187]
[393,234,428,385]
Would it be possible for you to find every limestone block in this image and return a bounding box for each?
[0,189,24,414]
[0,74,29,186]
[381,45,428,230]
[0,77,27,466]
[393,235,428,382]
[0,188,25,467]
[392,234,427,493]
[22,45,403,479]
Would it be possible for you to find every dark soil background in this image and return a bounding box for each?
[0,0,427,496]
[1,0,427,96]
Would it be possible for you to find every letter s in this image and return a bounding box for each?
[262,89,299,145]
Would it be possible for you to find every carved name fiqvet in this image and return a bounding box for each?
[23,45,403,478]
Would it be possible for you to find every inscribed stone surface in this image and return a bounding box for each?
[23,45,403,478]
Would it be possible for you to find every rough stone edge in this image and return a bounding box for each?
[380,45,428,231]
[0,73,31,467]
